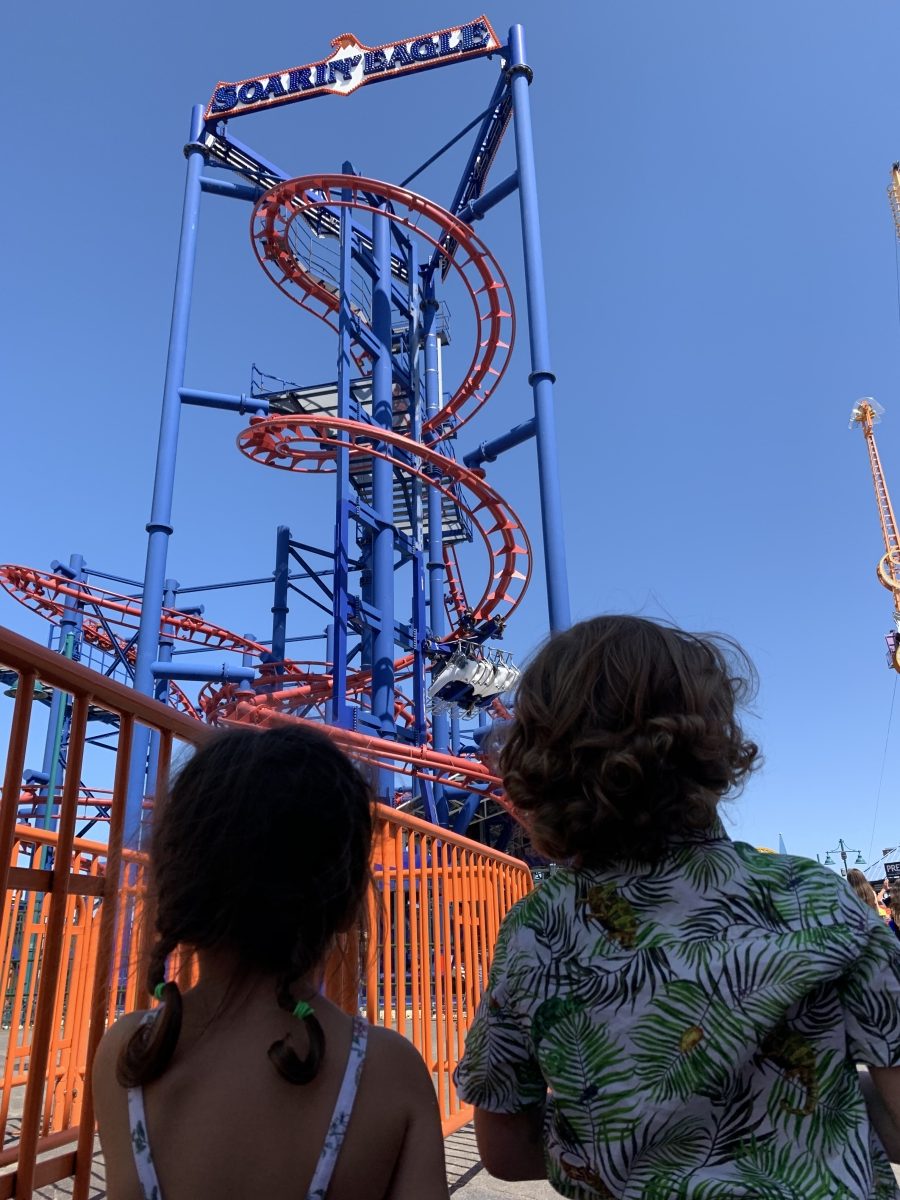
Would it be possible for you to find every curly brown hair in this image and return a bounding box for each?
[499,615,760,866]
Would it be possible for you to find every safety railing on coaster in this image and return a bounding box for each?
[0,625,530,1196]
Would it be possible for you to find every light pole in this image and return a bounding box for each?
[822,839,867,877]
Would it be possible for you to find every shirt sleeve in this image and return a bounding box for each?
[454,911,547,1113]
[839,905,900,1067]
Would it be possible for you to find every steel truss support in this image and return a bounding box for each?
[371,207,397,779]
[423,283,450,826]
[37,554,85,837]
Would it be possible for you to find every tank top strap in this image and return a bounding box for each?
[305,1015,369,1200]
[127,1013,164,1200]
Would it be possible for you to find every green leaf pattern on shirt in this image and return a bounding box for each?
[455,829,900,1199]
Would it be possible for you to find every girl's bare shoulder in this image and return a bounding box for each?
[363,1025,436,1093]
[92,1011,149,1087]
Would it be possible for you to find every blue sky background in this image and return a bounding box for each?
[5,0,900,864]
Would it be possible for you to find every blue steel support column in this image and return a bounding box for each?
[507,25,571,632]
[199,177,263,203]
[154,579,179,703]
[180,388,268,415]
[126,104,206,844]
[271,526,290,671]
[325,624,335,722]
[371,207,396,755]
[242,635,258,670]
[456,171,519,225]
[406,241,429,748]
[330,174,354,728]
[151,663,256,684]
[463,417,536,469]
[38,554,85,835]
[145,577,178,802]
[423,289,450,743]
[422,287,449,825]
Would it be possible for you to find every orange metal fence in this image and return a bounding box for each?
[362,810,531,1132]
[0,625,530,1195]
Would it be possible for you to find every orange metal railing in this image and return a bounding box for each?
[0,624,530,1195]
[362,811,531,1132]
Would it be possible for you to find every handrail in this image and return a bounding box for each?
[0,623,208,741]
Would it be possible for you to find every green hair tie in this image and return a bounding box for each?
[153,982,167,1001]
[292,1000,314,1021]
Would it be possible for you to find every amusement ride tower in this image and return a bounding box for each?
[851,397,900,670]
[1,17,569,850]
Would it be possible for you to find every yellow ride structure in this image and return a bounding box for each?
[888,163,900,239]
[850,397,900,671]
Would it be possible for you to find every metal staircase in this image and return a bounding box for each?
[253,372,472,546]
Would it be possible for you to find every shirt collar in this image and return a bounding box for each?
[665,815,730,848]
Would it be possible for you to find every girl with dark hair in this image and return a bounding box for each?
[93,724,448,1200]
[455,615,900,1199]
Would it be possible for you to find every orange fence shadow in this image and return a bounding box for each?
[0,625,530,1196]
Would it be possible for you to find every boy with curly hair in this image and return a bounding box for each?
[455,615,900,1199]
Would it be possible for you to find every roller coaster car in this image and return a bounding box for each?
[427,651,481,701]
[488,658,519,695]
[427,651,519,712]
[467,661,519,712]
[469,658,502,699]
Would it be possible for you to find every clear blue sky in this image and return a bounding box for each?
[4,0,900,864]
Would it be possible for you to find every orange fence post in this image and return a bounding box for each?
[0,678,35,902]
[71,713,133,1200]
[15,695,88,1197]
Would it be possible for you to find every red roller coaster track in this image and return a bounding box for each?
[0,567,419,728]
[237,414,531,624]
[252,175,515,437]
[1,174,525,815]
[0,568,202,719]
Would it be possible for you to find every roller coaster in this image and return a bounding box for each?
[1,16,569,851]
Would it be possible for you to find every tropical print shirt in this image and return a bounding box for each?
[455,826,900,1199]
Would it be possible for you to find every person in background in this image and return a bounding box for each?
[889,891,900,943]
[456,615,900,1200]
[93,725,448,1200]
[847,868,889,920]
